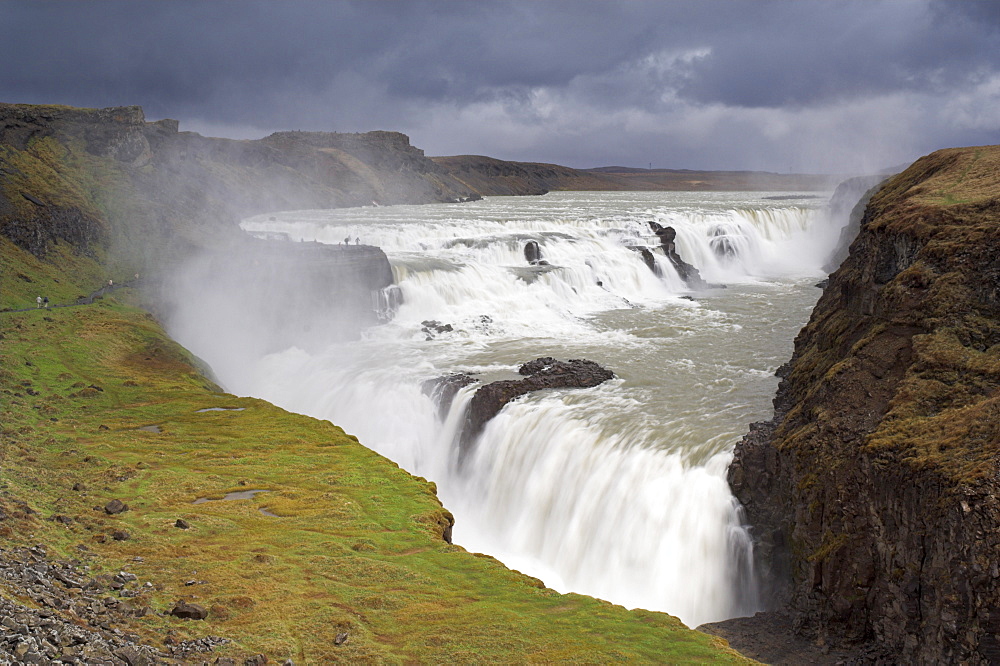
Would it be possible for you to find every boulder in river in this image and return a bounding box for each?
[524,240,549,266]
[459,357,614,463]
[421,320,453,340]
[648,221,708,288]
[421,373,478,419]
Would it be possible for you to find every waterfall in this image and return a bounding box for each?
[169,191,834,628]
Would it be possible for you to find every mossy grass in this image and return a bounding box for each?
[0,237,105,310]
[0,297,750,663]
[0,101,751,662]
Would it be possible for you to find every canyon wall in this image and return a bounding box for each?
[729,145,1000,663]
[0,103,477,256]
[0,103,474,315]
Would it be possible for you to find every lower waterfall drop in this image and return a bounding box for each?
[171,190,839,628]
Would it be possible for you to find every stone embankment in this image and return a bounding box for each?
[720,145,1000,663]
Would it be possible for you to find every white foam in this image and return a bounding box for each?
[175,191,839,627]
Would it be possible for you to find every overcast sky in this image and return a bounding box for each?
[3,1,999,173]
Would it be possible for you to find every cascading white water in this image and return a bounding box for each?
[171,191,838,628]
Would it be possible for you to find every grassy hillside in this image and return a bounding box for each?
[0,294,751,663]
[0,103,752,663]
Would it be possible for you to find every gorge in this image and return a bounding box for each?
[718,146,1000,663]
[2,104,999,663]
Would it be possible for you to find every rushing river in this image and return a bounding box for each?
[175,191,840,628]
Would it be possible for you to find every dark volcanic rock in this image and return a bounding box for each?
[629,246,662,277]
[169,601,209,620]
[0,545,174,662]
[422,373,478,419]
[698,611,872,665]
[459,358,614,462]
[647,221,707,288]
[103,499,128,515]
[726,148,1000,663]
[523,240,548,266]
[420,320,454,340]
[823,174,891,273]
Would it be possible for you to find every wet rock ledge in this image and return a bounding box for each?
[457,357,614,461]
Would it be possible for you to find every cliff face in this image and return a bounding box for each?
[0,103,478,254]
[729,146,1000,663]
[823,174,891,272]
[0,103,477,311]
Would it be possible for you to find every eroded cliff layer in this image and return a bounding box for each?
[729,146,1000,662]
[0,103,478,262]
[0,103,477,314]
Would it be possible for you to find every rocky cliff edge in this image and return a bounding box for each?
[728,145,1000,663]
[0,103,479,315]
[0,103,479,264]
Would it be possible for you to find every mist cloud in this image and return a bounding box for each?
[3,0,999,172]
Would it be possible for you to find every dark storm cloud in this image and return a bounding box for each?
[2,0,999,172]
[678,1,1000,108]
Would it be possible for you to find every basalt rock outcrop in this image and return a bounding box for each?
[648,221,708,288]
[420,319,454,340]
[523,240,548,266]
[422,373,478,419]
[630,246,663,277]
[459,358,614,462]
[727,146,1000,663]
[0,544,231,663]
[175,237,398,350]
[823,174,893,273]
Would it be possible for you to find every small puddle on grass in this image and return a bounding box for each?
[193,489,268,504]
[191,489,280,517]
[137,425,161,433]
[195,407,246,413]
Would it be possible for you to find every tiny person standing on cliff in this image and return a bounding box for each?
[36,296,41,308]
[43,296,49,308]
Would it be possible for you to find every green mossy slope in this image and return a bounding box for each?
[0,296,750,663]
[0,103,752,662]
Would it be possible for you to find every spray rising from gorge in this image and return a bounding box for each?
[166,190,843,628]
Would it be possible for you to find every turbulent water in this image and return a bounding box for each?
[177,191,840,628]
